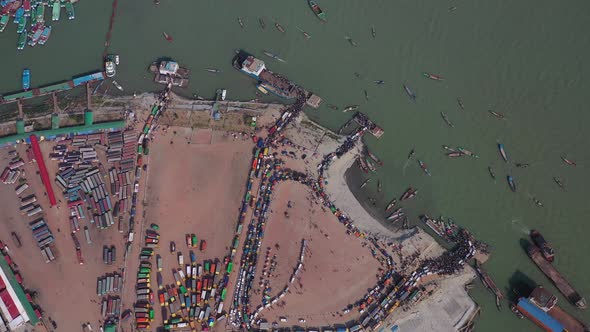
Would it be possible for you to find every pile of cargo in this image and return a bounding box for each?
[106,130,137,172]
[102,246,117,265]
[97,272,123,296]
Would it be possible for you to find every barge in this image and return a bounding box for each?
[515,286,588,332]
[232,50,321,108]
[527,242,586,309]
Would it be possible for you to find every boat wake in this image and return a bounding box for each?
[510,218,529,235]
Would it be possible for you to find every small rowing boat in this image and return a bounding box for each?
[258,17,266,29]
[377,180,382,193]
[237,17,244,28]
[364,90,369,101]
[488,166,496,180]
[561,156,576,166]
[423,72,444,81]
[488,110,505,119]
[163,32,173,42]
[296,26,311,39]
[532,197,543,207]
[498,143,508,162]
[112,80,124,92]
[327,104,338,110]
[385,198,397,211]
[440,112,454,127]
[371,25,376,38]
[507,175,516,192]
[206,68,221,73]
[308,0,327,22]
[374,80,385,85]
[418,160,431,176]
[553,177,565,190]
[342,105,358,113]
[360,178,371,189]
[457,97,465,110]
[263,51,287,63]
[345,36,358,47]
[274,21,285,33]
[403,84,416,101]
[407,148,416,160]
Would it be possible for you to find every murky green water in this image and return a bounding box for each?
[1,0,589,330]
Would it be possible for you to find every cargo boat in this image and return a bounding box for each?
[38,26,52,45]
[530,230,555,262]
[0,15,9,32]
[514,286,588,332]
[527,242,587,309]
[65,2,75,20]
[52,1,60,21]
[233,50,321,108]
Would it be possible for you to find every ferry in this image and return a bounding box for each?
[52,1,60,21]
[0,15,9,32]
[38,26,52,45]
[22,69,31,90]
[530,230,555,262]
[308,0,327,22]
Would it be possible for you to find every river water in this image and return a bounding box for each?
[1,0,589,330]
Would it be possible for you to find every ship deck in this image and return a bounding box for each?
[258,69,300,99]
[549,306,587,332]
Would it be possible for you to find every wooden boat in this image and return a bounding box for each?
[374,80,385,85]
[17,31,27,50]
[561,156,576,167]
[418,160,431,176]
[237,17,244,28]
[488,166,496,179]
[403,84,416,101]
[112,80,124,91]
[296,26,311,39]
[263,50,287,63]
[371,25,376,38]
[342,105,358,113]
[22,69,30,90]
[345,36,358,47]
[308,0,326,22]
[367,151,383,166]
[498,143,508,162]
[377,180,382,193]
[457,97,465,110]
[507,175,516,192]
[360,178,371,189]
[488,110,505,119]
[326,104,338,110]
[423,72,444,81]
[205,68,221,73]
[0,15,9,33]
[447,152,463,158]
[407,148,415,160]
[163,32,173,42]
[553,177,565,190]
[258,17,266,29]
[442,145,456,152]
[364,90,369,101]
[274,21,285,33]
[385,198,397,211]
[440,112,454,127]
[52,1,60,21]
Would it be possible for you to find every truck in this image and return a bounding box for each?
[178,252,184,266]
[156,255,162,271]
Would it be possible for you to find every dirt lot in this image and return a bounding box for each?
[0,143,129,332]
[251,182,380,329]
[130,127,254,330]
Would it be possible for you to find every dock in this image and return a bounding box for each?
[527,243,587,309]
[338,112,384,138]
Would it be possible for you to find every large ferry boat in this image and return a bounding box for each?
[232,50,321,108]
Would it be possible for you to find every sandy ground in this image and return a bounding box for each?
[0,143,129,332]
[131,127,254,330]
[250,182,380,328]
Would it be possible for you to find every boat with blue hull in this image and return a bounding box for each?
[22,69,31,90]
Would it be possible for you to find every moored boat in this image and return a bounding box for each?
[28,24,43,46]
[403,84,416,101]
[400,187,418,201]
[35,4,44,22]
[274,21,285,33]
[367,151,383,165]
[507,175,516,192]
[360,178,371,189]
[498,143,508,162]
[112,80,124,91]
[38,25,52,45]
[105,57,116,78]
[308,0,326,22]
[385,198,397,211]
[386,208,404,221]
[16,16,27,34]
[447,152,463,158]
[457,146,478,158]
[23,0,31,15]
[52,1,60,21]
[17,31,27,50]
[22,69,30,90]
[442,145,456,152]
[423,72,444,81]
[530,230,555,262]
[357,157,369,173]
[365,158,377,173]
[65,1,75,20]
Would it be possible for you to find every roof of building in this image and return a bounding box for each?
[0,254,38,325]
[0,121,126,146]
